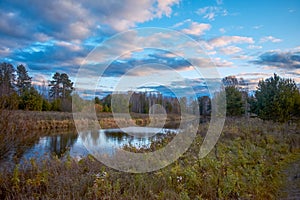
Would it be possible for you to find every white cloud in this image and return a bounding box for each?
[207,51,217,55]
[212,57,234,67]
[208,36,254,48]
[236,72,271,77]
[260,36,282,43]
[181,22,211,36]
[219,46,242,55]
[247,45,262,49]
[219,28,226,33]
[34,33,52,42]
[0,47,11,56]
[31,73,49,86]
[1,0,180,42]
[196,6,228,21]
[172,19,192,28]
[216,0,223,5]
[232,55,253,60]
[293,46,300,51]
[55,41,82,52]
[156,0,180,17]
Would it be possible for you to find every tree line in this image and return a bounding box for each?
[95,74,300,123]
[0,62,74,112]
[1,61,299,122]
[221,74,300,122]
[94,91,213,116]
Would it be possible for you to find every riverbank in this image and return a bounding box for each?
[0,116,300,199]
[0,110,184,160]
[1,110,187,130]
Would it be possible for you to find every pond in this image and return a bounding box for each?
[15,127,178,163]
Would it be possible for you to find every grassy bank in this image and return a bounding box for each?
[0,110,76,160]
[0,110,185,130]
[0,117,300,199]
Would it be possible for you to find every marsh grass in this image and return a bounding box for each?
[0,112,300,199]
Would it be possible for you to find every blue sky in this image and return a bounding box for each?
[0,0,299,97]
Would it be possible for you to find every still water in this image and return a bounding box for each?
[20,127,177,162]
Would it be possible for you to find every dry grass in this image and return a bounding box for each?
[1,111,300,199]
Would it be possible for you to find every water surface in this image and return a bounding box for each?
[19,127,177,162]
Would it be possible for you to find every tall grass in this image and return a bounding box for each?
[0,110,36,160]
[0,110,76,161]
[0,112,300,199]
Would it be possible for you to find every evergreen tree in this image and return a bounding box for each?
[255,73,299,122]
[198,96,211,116]
[19,87,43,111]
[51,99,62,111]
[60,73,73,99]
[225,86,244,116]
[0,62,16,96]
[16,64,32,95]
[49,72,73,100]
[48,72,74,112]
[49,72,61,100]
[42,99,52,111]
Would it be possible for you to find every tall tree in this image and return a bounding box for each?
[49,72,73,112]
[198,96,211,116]
[225,86,244,116]
[49,72,61,100]
[221,76,246,116]
[60,73,73,99]
[255,73,299,122]
[16,64,32,95]
[49,72,73,99]
[0,62,15,96]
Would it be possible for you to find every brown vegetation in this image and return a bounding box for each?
[0,115,299,199]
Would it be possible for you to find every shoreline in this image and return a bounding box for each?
[1,110,199,130]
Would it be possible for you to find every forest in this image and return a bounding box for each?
[1,61,300,123]
[0,62,74,112]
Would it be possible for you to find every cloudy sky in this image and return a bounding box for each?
[0,0,299,97]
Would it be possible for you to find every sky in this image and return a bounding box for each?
[0,0,299,98]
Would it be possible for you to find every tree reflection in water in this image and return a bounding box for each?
[47,133,78,157]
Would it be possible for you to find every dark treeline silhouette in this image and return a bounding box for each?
[0,62,74,112]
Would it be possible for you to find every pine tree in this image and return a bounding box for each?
[60,73,73,99]
[49,72,73,100]
[0,62,15,96]
[49,72,61,100]
[16,64,32,95]
[255,73,299,122]
[225,86,244,116]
